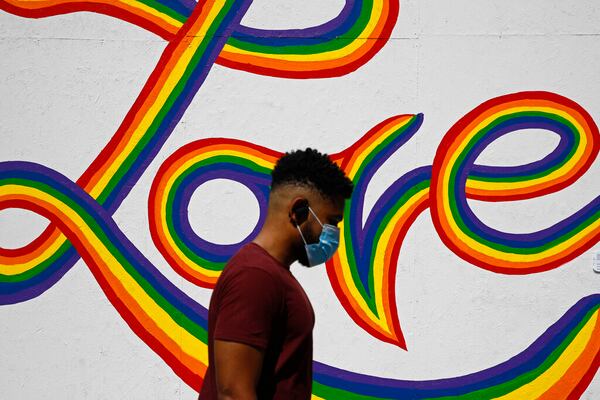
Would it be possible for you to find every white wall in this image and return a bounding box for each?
[1,1,599,398]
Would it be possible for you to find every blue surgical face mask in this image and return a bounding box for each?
[296,206,340,267]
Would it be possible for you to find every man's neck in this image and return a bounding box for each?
[252,227,295,268]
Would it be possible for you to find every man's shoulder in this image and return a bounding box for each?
[216,252,286,306]
[227,243,284,271]
[220,243,286,283]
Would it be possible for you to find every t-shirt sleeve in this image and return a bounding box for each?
[213,267,283,350]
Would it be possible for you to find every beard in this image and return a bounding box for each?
[297,244,310,267]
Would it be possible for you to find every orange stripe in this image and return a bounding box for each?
[441,216,600,271]
[1,19,193,266]
[345,118,408,176]
[439,99,593,186]
[466,107,596,198]
[85,1,219,190]
[440,99,564,174]
[218,6,391,73]
[0,229,61,264]
[434,98,598,270]
[101,266,207,376]
[536,313,600,400]
[330,254,390,339]
[3,191,207,376]
[149,141,278,286]
[381,192,429,339]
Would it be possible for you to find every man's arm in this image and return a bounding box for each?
[214,340,264,400]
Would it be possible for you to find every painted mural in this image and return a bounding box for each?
[1,0,599,399]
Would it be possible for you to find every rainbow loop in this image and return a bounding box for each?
[0,0,398,300]
[1,0,598,395]
[431,92,600,273]
[147,93,600,361]
[1,0,399,78]
[149,139,278,286]
[0,0,254,298]
[1,152,598,397]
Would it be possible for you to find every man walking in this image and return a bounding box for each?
[198,148,353,399]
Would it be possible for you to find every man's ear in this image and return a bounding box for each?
[289,197,309,225]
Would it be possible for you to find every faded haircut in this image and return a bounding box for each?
[270,148,353,200]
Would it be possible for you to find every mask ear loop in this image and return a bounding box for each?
[308,206,324,227]
[296,224,308,245]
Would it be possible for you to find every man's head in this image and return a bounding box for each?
[267,148,353,267]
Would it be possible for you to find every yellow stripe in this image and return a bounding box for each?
[444,200,600,265]
[335,189,428,336]
[0,184,208,363]
[372,188,429,332]
[347,116,412,179]
[156,149,272,279]
[493,311,598,399]
[7,0,387,66]
[0,232,65,275]
[440,106,596,264]
[0,147,271,274]
[0,4,225,276]
[337,221,381,325]
[91,2,226,198]
[119,0,183,28]
[451,106,588,194]
[221,0,385,62]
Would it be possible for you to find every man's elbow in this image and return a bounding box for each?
[216,387,257,400]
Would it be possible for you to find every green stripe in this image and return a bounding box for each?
[431,305,599,399]
[446,112,589,254]
[136,0,187,24]
[352,118,416,190]
[226,0,374,55]
[368,179,429,300]
[1,177,207,341]
[97,0,237,205]
[456,112,579,184]
[311,305,597,400]
[165,156,269,272]
[343,118,418,312]
[452,198,597,255]
[312,380,384,400]
[0,241,71,283]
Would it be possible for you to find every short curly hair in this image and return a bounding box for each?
[271,148,354,200]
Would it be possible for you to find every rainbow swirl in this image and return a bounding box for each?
[0,0,256,303]
[0,0,400,303]
[1,0,598,395]
[146,91,599,357]
[149,139,279,287]
[329,92,600,349]
[0,0,399,78]
[1,160,597,397]
[431,92,600,273]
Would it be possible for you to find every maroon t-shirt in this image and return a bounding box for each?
[198,242,315,400]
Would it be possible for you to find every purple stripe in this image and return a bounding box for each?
[350,115,423,256]
[454,119,599,246]
[175,169,269,258]
[470,120,572,177]
[312,294,598,389]
[235,1,355,39]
